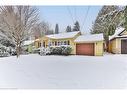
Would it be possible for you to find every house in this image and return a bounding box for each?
[35,31,81,54]
[108,27,127,54]
[34,31,104,56]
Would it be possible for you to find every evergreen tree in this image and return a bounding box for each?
[73,21,80,31]
[91,6,120,35]
[91,6,124,35]
[124,6,127,30]
[55,24,59,34]
[91,6,124,51]
[66,25,72,32]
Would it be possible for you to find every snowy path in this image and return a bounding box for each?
[0,54,127,89]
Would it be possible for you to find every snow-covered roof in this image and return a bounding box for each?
[74,33,104,43]
[109,27,125,40]
[23,40,34,46]
[46,31,80,39]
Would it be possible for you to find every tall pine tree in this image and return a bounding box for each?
[55,24,59,34]
[124,6,127,30]
[73,21,80,31]
[66,25,72,32]
[91,6,123,51]
[91,6,120,35]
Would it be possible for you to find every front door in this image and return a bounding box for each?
[121,39,127,54]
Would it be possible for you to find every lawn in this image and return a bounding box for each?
[0,54,127,89]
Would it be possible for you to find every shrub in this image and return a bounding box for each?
[0,44,10,57]
[50,46,72,55]
[61,46,72,55]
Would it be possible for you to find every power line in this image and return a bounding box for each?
[67,6,75,24]
[74,6,77,21]
[81,6,90,31]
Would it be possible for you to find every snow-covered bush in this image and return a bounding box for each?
[61,46,72,55]
[33,48,40,53]
[38,46,72,56]
[50,46,62,55]
[50,46,72,55]
[0,51,10,57]
[39,47,51,56]
[0,44,10,57]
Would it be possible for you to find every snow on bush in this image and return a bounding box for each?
[61,46,72,55]
[50,46,72,55]
[0,44,10,57]
[50,46,62,55]
[40,47,51,56]
[39,46,72,56]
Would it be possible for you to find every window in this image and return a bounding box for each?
[49,42,51,46]
[40,43,41,47]
[43,42,45,47]
[64,41,67,45]
[60,41,62,45]
[67,40,70,45]
[53,42,55,46]
[61,41,64,45]
[55,41,57,46]
[58,41,60,46]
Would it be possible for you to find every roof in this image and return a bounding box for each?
[35,38,40,41]
[109,27,125,40]
[74,33,104,43]
[46,31,80,39]
[23,40,34,46]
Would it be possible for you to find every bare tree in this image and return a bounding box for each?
[0,6,39,57]
[31,23,43,39]
[39,21,50,35]
[31,21,51,38]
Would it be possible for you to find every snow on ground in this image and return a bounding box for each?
[0,54,127,89]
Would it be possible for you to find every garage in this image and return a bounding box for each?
[121,39,127,54]
[74,34,104,56]
[76,43,94,56]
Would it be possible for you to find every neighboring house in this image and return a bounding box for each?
[35,31,104,56]
[23,40,35,53]
[109,27,127,54]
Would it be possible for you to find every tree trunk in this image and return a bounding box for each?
[16,43,21,58]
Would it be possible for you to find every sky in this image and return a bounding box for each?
[37,6,102,34]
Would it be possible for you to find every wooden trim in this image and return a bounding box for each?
[118,29,126,36]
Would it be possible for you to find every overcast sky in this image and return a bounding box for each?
[37,6,102,34]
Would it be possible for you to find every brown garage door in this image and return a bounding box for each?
[121,39,127,54]
[76,43,94,56]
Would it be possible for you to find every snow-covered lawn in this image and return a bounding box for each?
[0,54,127,89]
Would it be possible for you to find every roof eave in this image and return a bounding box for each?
[75,40,104,43]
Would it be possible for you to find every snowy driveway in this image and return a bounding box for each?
[0,54,127,89]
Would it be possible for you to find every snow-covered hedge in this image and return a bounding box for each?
[0,51,10,57]
[0,44,10,57]
[50,46,72,55]
[40,47,51,55]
